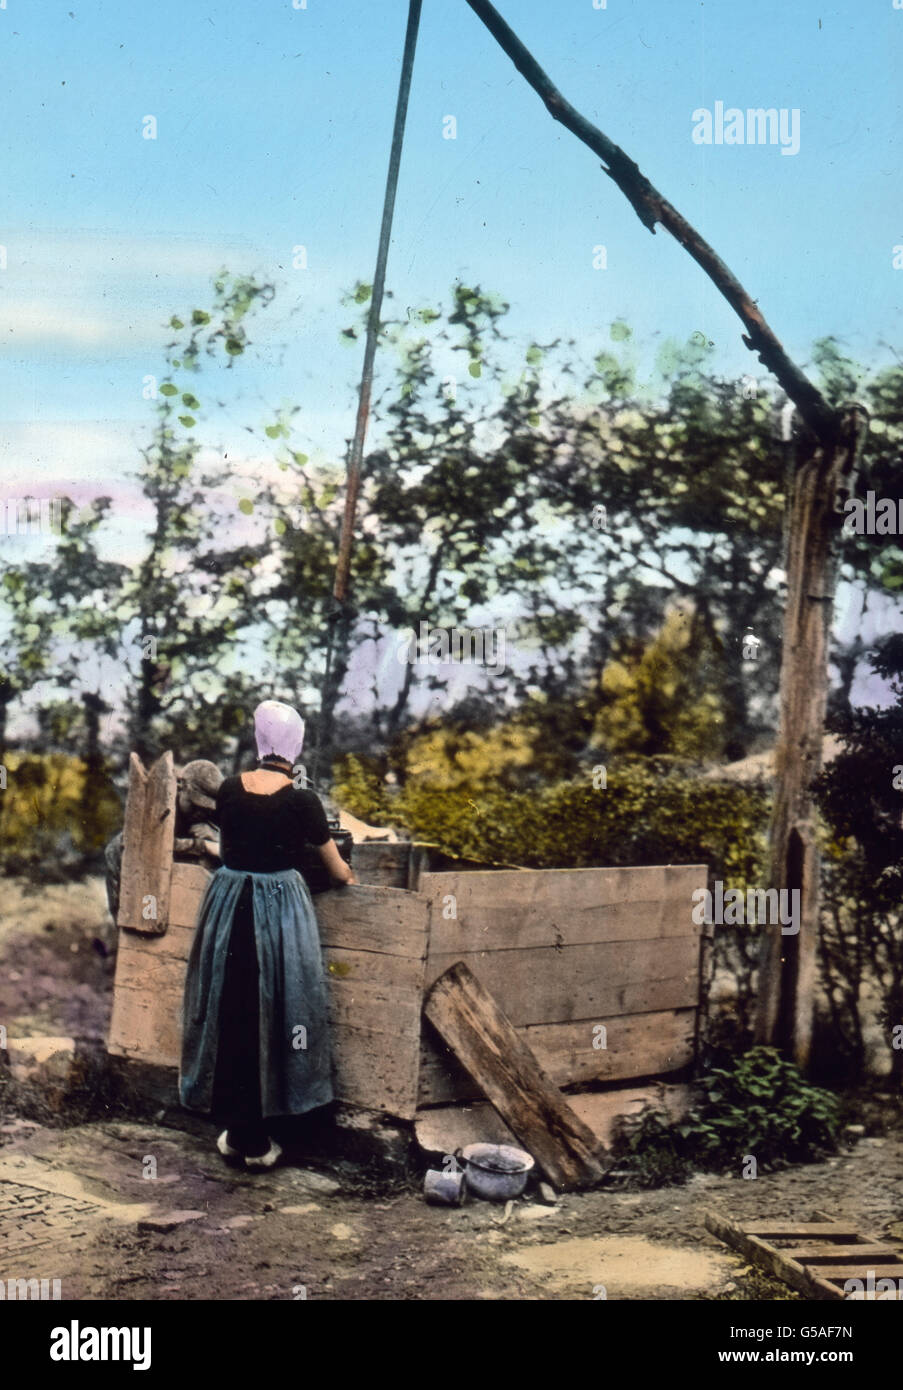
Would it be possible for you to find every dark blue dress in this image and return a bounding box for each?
[179,778,336,1124]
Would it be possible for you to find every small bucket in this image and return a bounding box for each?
[423,1167,467,1206]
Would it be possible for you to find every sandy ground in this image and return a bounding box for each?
[1,876,901,1302]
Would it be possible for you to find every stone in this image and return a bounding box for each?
[537,1182,559,1205]
[517,1204,554,1221]
[137,1210,206,1233]
[844,1124,866,1138]
[290,1169,340,1197]
[5,1036,76,1088]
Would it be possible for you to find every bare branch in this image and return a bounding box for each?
[464,0,838,443]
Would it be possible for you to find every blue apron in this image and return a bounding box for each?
[179,866,335,1118]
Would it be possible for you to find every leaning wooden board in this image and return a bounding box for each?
[424,960,610,1190]
[705,1209,903,1299]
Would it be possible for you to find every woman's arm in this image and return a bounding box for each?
[316,838,356,885]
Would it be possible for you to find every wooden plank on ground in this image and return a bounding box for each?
[783,1244,899,1264]
[742,1222,862,1240]
[424,937,700,1026]
[117,752,177,935]
[420,865,706,952]
[817,1265,903,1284]
[423,961,610,1190]
[417,1007,697,1103]
[704,1211,849,1301]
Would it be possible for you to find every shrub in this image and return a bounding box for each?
[612,1047,841,1186]
[331,753,393,824]
[392,758,769,881]
[0,752,121,879]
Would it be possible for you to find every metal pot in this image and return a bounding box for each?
[460,1143,535,1200]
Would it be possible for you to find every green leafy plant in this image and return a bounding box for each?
[612,1048,840,1187]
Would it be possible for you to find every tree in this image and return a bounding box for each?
[122,272,277,761]
[0,497,121,759]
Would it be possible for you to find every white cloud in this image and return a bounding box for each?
[0,229,273,356]
[3,302,128,348]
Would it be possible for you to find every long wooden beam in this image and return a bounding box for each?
[463,0,837,443]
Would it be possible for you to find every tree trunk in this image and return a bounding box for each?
[755,408,868,1066]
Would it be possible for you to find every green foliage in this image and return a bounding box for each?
[0,753,120,878]
[593,606,729,759]
[610,1107,696,1188]
[391,758,767,881]
[331,754,392,824]
[613,1048,841,1187]
[683,1048,841,1168]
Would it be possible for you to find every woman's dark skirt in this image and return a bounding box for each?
[179,866,335,1125]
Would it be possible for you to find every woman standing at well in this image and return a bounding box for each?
[179,700,355,1169]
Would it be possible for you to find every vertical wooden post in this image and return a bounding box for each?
[755,408,868,1065]
[117,751,177,936]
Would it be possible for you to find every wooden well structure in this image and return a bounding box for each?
[108,753,709,1130]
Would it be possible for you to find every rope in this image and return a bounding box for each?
[309,0,422,785]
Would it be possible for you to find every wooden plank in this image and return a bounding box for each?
[423,961,610,1190]
[420,865,706,952]
[324,976,423,1041]
[330,1024,422,1120]
[322,945,426,991]
[742,1222,863,1240]
[348,842,412,888]
[818,1265,903,1283]
[418,1008,697,1103]
[169,861,211,929]
[108,979,183,1066]
[317,887,430,1118]
[116,919,196,965]
[317,885,430,1115]
[424,937,700,1025]
[783,1244,900,1264]
[117,752,177,935]
[704,1210,844,1301]
[414,1083,693,1155]
[316,884,430,957]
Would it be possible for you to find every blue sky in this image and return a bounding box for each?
[1,0,901,716]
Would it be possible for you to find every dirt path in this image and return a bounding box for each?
[2,1116,901,1300]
